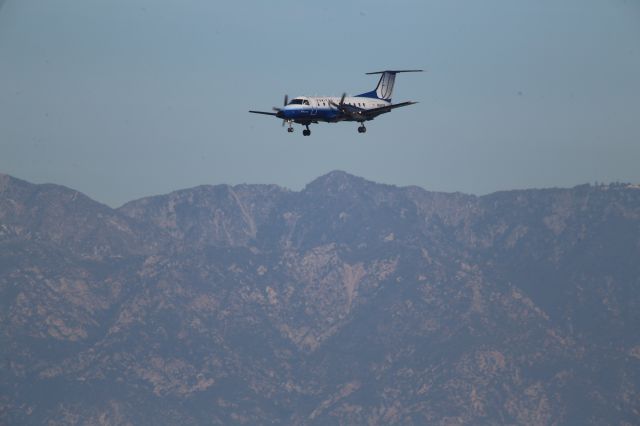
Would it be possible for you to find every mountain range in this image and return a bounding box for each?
[1,171,639,425]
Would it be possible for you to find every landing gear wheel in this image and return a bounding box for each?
[287,127,294,133]
[303,129,311,136]
[358,125,367,133]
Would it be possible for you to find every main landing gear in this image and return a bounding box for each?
[302,124,311,136]
[357,123,367,133]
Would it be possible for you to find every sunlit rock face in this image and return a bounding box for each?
[2,172,640,425]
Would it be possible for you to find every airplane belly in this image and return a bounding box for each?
[289,108,342,123]
[317,109,343,122]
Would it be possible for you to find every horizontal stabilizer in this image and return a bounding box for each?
[365,70,423,75]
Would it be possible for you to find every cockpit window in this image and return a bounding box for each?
[288,99,310,105]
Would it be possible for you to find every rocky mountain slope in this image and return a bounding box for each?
[1,171,639,425]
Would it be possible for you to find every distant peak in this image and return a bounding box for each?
[0,173,21,183]
[305,170,372,193]
[321,170,356,179]
[307,170,364,187]
[0,173,33,193]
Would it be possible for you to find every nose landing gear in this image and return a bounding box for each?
[357,124,367,133]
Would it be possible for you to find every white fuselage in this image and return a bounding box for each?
[281,96,391,123]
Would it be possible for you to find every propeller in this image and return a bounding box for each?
[271,94,289,125]
[249,94,290,124]
[330,92,347,110]
[272,94,289,112]
[330,92,366,120]
[330,93,347,112]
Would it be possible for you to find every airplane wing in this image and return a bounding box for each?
[333,101,418,121]
[249,110,279,117]
[360,101,418,118]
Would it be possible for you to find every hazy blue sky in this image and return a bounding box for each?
[1,0,639,206]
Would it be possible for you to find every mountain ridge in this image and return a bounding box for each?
[1,171,639,424]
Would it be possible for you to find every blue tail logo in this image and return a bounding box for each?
[357,70,423,102]
[376,72,396,100]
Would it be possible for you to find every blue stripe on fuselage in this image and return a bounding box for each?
[281,106,342,122]
[281,98,390,123]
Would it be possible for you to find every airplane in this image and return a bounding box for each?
[249,70,422,136]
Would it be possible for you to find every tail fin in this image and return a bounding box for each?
[357,70,423,102]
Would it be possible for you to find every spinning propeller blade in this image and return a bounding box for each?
[330,93,348,110]
[273,94,289,112]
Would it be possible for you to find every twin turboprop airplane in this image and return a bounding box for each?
[249,70,422,136]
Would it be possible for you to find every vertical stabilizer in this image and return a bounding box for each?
[357,70,423,102]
